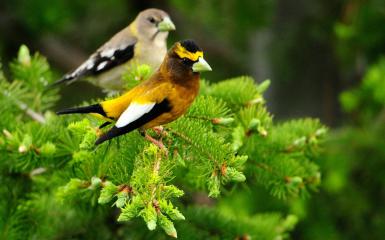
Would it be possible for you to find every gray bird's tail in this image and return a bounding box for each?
[47,74,78,88]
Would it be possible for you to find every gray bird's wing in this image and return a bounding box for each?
[54,28,137,85]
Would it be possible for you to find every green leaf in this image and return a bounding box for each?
[208,175,220,198]
[114,189,130,209]
[158,213,177,238]
[39,142,56,156]
[17,45,31,66]
[162,185,184,198]
[212,117,234,125]
[159,199,185,221]
[232,125,245,151]
[140,204,158,231]
[98,181,118,204]
[207,76,260,109]
[118,196,143,222]
[225,167,246,182]
[256,79,271,93]
[56,178,88,200]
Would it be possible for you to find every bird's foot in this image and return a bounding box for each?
[144,132,168,156]
[152,126,166,136]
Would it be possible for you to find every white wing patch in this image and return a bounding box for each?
[116,102,156,128]
[96,61,108,71]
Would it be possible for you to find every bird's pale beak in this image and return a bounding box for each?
[158,17,176,32]
[192,57,212,72]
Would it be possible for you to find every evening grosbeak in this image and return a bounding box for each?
[57,40,212,146]
[53,8,176,91]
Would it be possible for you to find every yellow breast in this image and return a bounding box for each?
[142,80,200,129]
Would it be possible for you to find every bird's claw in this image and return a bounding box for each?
[152,126,166,136]
[144,132,168,156]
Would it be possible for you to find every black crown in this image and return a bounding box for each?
[180,39,201,53]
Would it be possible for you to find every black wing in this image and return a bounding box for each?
[95,99,172,145]
[53,43,136,86]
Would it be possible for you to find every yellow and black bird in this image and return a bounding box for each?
[57,40,212,146]
[53,8,176,91]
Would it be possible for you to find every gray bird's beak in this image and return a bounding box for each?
[158,17,176,32]
[192,57,212,72]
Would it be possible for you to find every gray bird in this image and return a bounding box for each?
[53,8,176,91]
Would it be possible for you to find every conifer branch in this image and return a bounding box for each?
[0,89,46,124]
[164,126,217,163]
[14,99,46,124]
[0,46,327,239]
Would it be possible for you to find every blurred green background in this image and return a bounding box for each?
[1,0,385,239]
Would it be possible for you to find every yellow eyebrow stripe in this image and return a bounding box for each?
[175,43,203,61]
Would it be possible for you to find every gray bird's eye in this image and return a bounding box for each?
[148,17,156,24]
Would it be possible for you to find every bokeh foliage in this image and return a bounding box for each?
[1,0,385,239]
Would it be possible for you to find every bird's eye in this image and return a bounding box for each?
[148,17,156,24]
[182,58,190,64]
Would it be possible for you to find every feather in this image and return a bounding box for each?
[56,104,107,117]
[116,102,156,128]
[95,99,171,145]
[51,33,137,86]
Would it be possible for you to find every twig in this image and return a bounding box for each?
[15,99,46,124]
[0,89,46,124]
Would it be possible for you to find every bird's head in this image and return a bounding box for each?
[163,40,212,79]
[134,8,175,42]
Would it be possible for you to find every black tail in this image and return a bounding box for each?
[95,119,142,145]
[95,126,134,145]
[56,104,107,116]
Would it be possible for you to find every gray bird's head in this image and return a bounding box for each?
[134,8,175,42]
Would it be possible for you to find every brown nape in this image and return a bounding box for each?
[160,52,197,84]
